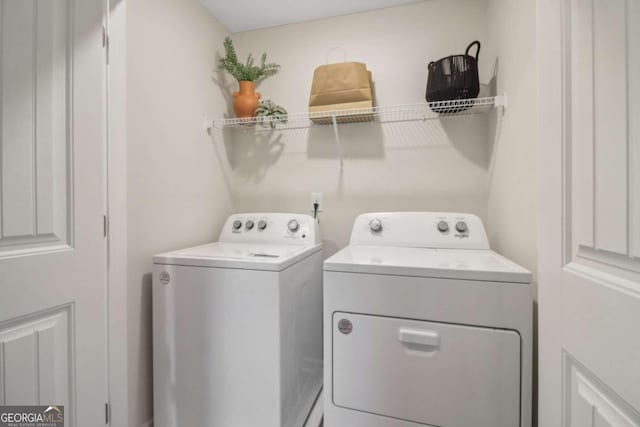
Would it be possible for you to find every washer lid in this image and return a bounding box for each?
[154,242,322,271]
[324,246,531,283]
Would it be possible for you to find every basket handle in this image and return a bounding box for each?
[465,40,481,61]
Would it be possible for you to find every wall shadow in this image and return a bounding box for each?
[485,56,502,179]
[440,114,491,170]
[220,110,496,184]
[307,121,385,159]
[224,129,286,182]
[137,273,154,423]
[210,52,236,118]
[532,297,539,427]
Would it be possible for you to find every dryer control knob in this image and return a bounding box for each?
[232,220,242,230]
[437,221,449,232]
[456,221,468,233]
[245,220,255,230]
[258,220,267,230]
[369,218,383,233]
[287,219,299,232]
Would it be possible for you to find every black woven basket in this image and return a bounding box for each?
[426,41,481,113]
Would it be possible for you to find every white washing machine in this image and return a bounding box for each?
[323,212,532,427]
[153,213,323,427]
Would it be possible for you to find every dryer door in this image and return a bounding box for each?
[332,312,520,427]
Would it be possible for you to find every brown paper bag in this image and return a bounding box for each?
[308,62,373,124]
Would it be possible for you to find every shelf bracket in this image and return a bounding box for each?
[494,93,508,110]
[331,115,344,170]
[203,116,215,135]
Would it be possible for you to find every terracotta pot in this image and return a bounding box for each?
[233,81,261,118]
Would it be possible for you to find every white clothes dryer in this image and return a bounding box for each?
[323,212,532,427]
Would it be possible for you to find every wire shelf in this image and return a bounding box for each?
[210,96,504,130]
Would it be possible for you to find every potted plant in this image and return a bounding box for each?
[254,101,288,129]
[219,37,280,118]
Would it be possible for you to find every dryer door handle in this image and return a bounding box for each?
[398,328,440,348]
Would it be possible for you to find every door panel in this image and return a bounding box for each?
[0,0,107,425]
[539,0,640,425]
[566,0,640,409]
[0,305,71,406]
[570,0,640,263]
[0,0,72,256]
[592,0,628,255]
[566,355,640,427]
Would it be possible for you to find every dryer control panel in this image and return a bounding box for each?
[350,212,489,250]
[220,213,320,245]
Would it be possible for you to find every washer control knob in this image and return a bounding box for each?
[369,218,383,233]
[232,220,242,230]
[245,220,255,230]
[258,220,267,231]
[287,219,299,232]
[456,221,468,233]
[437,221,449,233]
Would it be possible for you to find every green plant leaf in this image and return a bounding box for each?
[217,37,280,83]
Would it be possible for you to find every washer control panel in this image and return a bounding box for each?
[287,219,300,232]
[350,212,489,250]
[220,213,320,245]
[369,218,383,233]
[455,221,468,233]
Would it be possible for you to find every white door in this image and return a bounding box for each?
[538,0,640,426]
[0,0,108,425]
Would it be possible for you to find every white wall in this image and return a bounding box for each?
[224,0,493,255]
[485,1,538,277]
[485,2,538,424]
[119,0,538,424]
[126,0,231,425]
